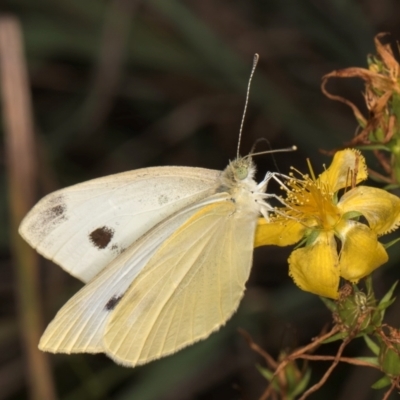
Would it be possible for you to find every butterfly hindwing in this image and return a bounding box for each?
[38,194,231,354]
[103,200,257,366]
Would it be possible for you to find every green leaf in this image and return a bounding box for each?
[341,211,362,220]
[319,296,336,312]
[322,332,348,343]
[256,365,281,392]
[383,237,400,249]
[383,183,400,190]
[363,335,380,356]
[291,368,312,397]
[294,236,308,250]
[371,375,391,389]
[305,230,319,247]
[365,275,373,295]
[356,144,391,152]
[256,365,274,381]
[379,281,398,306]
[355,356,379,366]
[377,298,396,313]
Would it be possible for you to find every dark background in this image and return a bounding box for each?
[1,1,400,399]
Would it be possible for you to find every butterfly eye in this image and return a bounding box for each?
[235,165,249,180]
[232,157,252,181]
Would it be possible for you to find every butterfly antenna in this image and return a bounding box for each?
[237,53,259,159]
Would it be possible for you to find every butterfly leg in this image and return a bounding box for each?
[257,171,291,193]
[259,205,272,221]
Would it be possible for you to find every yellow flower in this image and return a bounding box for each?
[255,149,400,299]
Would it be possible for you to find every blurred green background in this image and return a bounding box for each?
[1,1,400,399]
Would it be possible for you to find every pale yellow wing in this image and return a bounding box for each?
[103,200,258,366]
[38,196,223,354]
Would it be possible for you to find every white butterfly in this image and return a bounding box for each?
[18,54,291,367]
[19,156,276,366]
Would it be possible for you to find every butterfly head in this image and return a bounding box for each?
[234,157,257,181]
[218,156,257,192]
[233,158,251,181]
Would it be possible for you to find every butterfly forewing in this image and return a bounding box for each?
[19,167,220,282]
[103,200,257,366]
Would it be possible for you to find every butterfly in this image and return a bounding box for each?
[18,54,292,367]
[19,154,277,366]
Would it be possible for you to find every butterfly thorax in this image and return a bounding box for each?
[217,157,266,217]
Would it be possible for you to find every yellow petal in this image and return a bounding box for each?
[254,218,304,247]
[318,149,368,192]
[338,186,400,235]
[337,220,388,282]
[288,232,340,299]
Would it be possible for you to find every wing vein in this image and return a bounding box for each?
[133,218,223,360]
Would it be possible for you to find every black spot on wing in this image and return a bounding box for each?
[27,195,67,239]
[111,244,126,255]
[89,226,114,249]
[49,204,65,218]
[41,196,67,224]
[40,204,67,229]
[104,295,123,311]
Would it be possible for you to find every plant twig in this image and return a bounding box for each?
[298,336,350,399]
[382,379,397,400]
[258,326,340,400]
[238,328,277,369]
[297,354,379,369]
[0,15,56,400]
